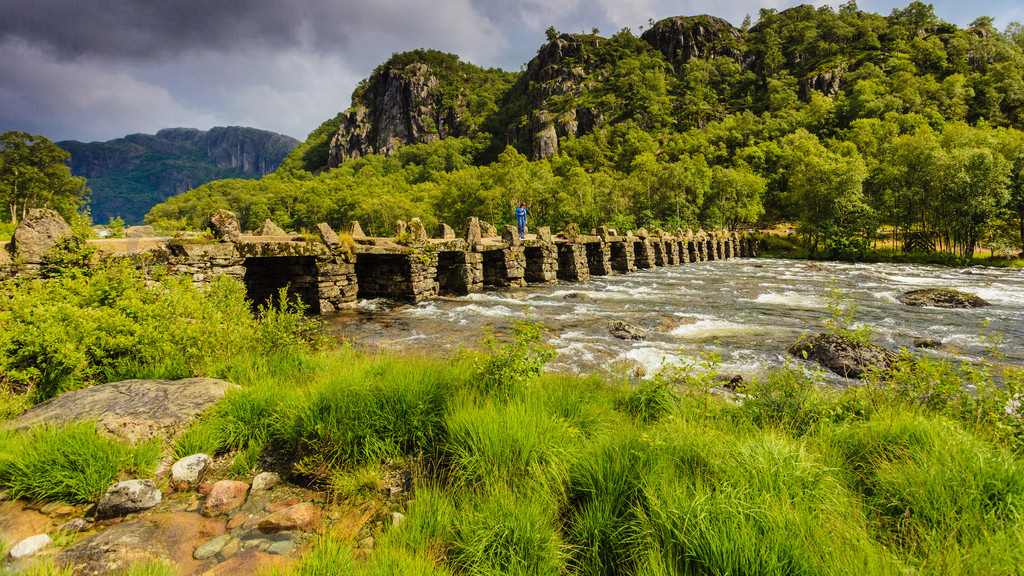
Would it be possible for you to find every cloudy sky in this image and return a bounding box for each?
[2,0,1021,144]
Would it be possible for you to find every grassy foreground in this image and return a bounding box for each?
[2,262,1024,575]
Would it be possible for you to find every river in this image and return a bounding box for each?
[325,258,1024,384]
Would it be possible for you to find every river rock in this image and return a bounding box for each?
[913,338,943,349]
[202,481,249,517]
[57,519,168,574]
[788,333,899,379]
[256,502,321,534]
[97,480,162,519]
[3,378,236,444]
[9,534,52,559]
[210,209,241,241]
[171,454,213,490]
[562,292,592,301]
[897,288,990,309]
[193,534,232,560]
[255,219,286,236]
[609,321,647,341]
[57,518,91,533]
[11,208,73,263]
[251,472,281,492]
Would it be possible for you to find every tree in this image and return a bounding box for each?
[0,131,89,224]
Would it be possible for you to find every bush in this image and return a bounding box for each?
[0,262,324,404]
[470,316,556,400]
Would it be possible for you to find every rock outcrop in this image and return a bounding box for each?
[897,288,990,309]
[11,208,73,263]
[328,60,478,166]
[789,333,899,379]
[3,377,236,443]
[641,15,748,67]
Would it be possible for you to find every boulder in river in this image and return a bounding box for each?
[788,333,899,379]
[562,292,592,301]
[96,480,162,519]
[913,338,943,349]
[897,288,989,309]
[609,321,647,341]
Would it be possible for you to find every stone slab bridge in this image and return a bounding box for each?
[1,209,762,314]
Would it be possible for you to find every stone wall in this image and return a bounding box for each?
[524,244,558,283]
[584,242,612,276]
[557,244,590,282]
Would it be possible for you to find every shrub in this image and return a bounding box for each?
[470,316,556,399]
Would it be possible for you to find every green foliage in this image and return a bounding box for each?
[613,378,677,423]
[0,261,325,403]
[470,315,557,399]
[822,279,875,345]
[107,216,125,238]
[0,131,89,225]
[0,421,160,503]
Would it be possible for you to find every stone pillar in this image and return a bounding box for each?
[665,240,679,265]
[677,240,690,264]
[695,239,707,262]
[407,250,439,300]
[705,239,716,261]
[557,244,590,282]
[437,251,483,295]
[653,240,668,267]
[634,241,655,269]
[609,241,635,273]
[716,237,725,260]
[524,243,558,283]
[585,242,612,276]
[315,253,358,313]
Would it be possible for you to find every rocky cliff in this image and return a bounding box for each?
[59,127,298,224]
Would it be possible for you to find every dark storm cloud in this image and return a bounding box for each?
[0,0,321,59]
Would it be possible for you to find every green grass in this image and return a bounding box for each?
[0,421,161,503]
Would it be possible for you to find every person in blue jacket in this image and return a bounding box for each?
[515,202,528,239]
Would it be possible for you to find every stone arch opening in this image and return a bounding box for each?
[243,256,320,313]
[437,251,476,295]
[355,253,411,300]
[584,243,610,276]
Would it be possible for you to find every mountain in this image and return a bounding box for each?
[278,6,1022,172]
[59,127,299,224]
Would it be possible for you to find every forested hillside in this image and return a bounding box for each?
[147,2,1024,259]
[60,127,299,225]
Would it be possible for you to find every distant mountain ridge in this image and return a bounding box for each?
[59,126,299,224]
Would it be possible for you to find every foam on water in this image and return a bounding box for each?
[670,318,765,339]
[750,291,825,308]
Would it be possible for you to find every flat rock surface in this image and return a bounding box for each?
[56,513,224,576]
[897,288,990,308]
[3,378,236,443]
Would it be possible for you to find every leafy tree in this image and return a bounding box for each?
[0,131,89,224]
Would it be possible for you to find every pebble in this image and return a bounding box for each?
[56,518,91,533]
[171,454,213,490]
[358,536,375,550]
[267,540,296,556]
[220,537,241,559]
[9,534,52,559]
[193,534,232,560]
[251,472,281,492]
[392,512,406,528]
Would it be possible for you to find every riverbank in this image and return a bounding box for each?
[2,262,1024,575]
[760,231,1024,268]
